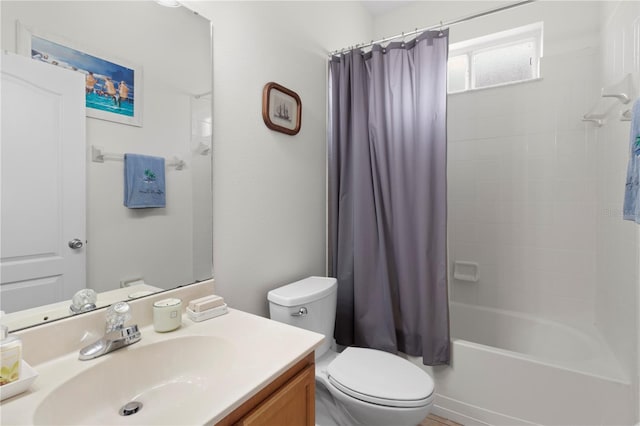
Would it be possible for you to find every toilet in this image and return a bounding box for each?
[268,276,435,426]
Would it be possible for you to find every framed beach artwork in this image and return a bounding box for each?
[262,82,301,135]
[16,22,143,127]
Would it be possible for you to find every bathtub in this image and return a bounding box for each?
[408,302,635,426]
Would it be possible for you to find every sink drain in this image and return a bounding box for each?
[119,401,143,416]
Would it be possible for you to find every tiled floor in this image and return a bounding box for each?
[420,413,463,426]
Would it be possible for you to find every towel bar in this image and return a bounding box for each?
[91,146,185,170]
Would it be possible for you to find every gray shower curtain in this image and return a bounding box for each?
[328,30,450,365]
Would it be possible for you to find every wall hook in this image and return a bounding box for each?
[601,73,633,104]
[582,96,617,126]
[581,117,604,127]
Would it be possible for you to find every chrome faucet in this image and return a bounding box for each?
[79,302,141,361]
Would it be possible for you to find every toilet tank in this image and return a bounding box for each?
[268,276,337,358]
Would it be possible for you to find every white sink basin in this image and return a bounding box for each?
[33,336,235,425]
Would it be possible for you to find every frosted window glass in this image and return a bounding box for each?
[472,41,535,89]
[448,55,468,93]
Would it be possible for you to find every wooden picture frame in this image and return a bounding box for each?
[262,82,301,135]
[17,21,143,127]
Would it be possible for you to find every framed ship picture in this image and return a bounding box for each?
[262,82,301,135]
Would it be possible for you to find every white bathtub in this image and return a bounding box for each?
[408,302,636,426]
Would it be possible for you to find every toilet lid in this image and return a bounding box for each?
[326,347,434,408]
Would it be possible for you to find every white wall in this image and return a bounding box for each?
[595,0,640,414]
[1,1,212,293]
[183,1,372,316]
[377,1,602,326]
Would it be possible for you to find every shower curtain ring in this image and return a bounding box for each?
[401,32,406,47]
[438,21,444,36]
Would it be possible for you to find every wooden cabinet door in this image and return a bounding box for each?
[236,364,315,426]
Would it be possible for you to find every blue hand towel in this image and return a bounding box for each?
[124,153,166,208]
[623,99,640,223]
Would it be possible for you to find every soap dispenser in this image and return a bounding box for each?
[0,324,22,386]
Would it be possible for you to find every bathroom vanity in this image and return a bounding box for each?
[0,281,323,425]
[218,353,315,425]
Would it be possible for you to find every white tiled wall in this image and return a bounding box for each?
[448,42,600,326]
[447,0,639,393]
[594,0,640,396]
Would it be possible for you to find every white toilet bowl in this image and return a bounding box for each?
[315,347,434,426]
[268,276,435,426]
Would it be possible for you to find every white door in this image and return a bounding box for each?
[1,52,86,313]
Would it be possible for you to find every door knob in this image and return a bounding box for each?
[68,239,84,249]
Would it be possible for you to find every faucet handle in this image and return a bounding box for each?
[70,289,97,314]
[105,301,132,332]
[104,324,141,343]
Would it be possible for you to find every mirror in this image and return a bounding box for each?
[0,1,213,331]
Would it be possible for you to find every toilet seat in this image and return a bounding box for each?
[326,347,434,408]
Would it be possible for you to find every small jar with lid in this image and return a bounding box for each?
[153,298,182,332]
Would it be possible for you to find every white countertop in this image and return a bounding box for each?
[0,307,324,425]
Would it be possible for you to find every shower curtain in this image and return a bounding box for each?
[328,30,450,365]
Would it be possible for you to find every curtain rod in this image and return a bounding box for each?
[328,0,536,57]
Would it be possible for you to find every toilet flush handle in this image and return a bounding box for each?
[291,307,308,317]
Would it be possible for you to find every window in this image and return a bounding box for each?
[447,22,543,93]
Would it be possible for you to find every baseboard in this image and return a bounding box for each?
[431,404,491,426]
[433,394,539,426]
